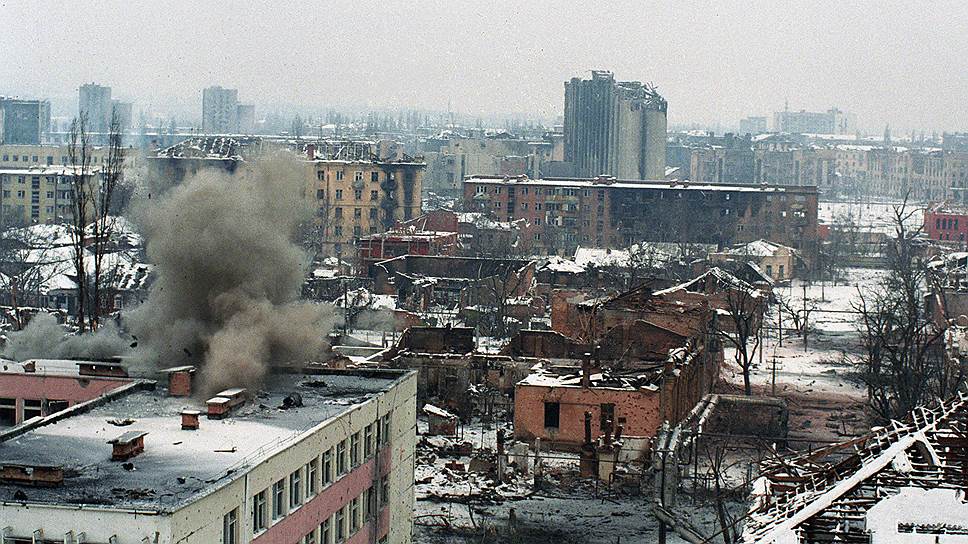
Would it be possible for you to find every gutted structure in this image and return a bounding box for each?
[563,70,668,180]
[463,175,819,260]
[741,388,968,543]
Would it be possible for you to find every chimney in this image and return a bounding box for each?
[579,411,598,478]
[0,464,64,487]
[108,431,148,461]
[306,143,316,160]
[207,387,247,419]
[181,409,201,430]
[581,353,592,389]
[603,420,613,444]
[162,365,196,397]
[615,424,624,441]
[583,411,593,445]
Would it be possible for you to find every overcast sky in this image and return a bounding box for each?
[2,1,965,133]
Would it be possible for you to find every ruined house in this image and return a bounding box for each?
[369,254,534,314]
[741,388,968,543]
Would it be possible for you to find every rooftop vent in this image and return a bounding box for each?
[0,464,64,487]
[77,361,129,378]
[181,409,202,430]
[108,431,148,461]
[206,388,247,419]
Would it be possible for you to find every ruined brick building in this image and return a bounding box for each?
[463,175,819,261]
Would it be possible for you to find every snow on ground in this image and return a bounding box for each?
[819,200,923,234]
[723,268,882,443]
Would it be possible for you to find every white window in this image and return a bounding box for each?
[223,508,238,544]
[354,171,363,182]
[364,424,374,458]
[252,489,267,532]
[381,413,391,445]
[290,469,302,507]
[323,448,333,485]
[307,458,318,495]
[321,517,332,544]
[350,496,360,533]
[272,479,285,518]
[336,506,346,541]
[337,440,347,474]
[350,432,360,467]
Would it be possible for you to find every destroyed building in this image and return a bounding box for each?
[369,255,534,313]
[741,388,968,544]
[383,326,527,418]
[463,175,820,259]
[0,367,417,544]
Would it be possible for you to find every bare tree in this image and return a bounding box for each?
[717,280,765,396]
[852,197,954,421]
[67,114,92,332]
[67,111,126,331]
[0,222,70,329]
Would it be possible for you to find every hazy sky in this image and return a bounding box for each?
[2,1,966,133]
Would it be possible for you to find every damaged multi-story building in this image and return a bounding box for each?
[0,366,417,544]
[562,70,668,180]
[463,175,820,260]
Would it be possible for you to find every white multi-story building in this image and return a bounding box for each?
[202,86,239,134]
[0,367,417,544]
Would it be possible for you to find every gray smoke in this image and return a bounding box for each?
[124,158,335,395]
[3,313,130,362]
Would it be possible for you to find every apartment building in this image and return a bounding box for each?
[0,367,417,544]
[305,142,425,257]
[78,83,113,133]
[0,144,111,224]
[0,97,50,145]
[463,175,819,260]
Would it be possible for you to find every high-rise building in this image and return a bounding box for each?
[563,70,668,180]
[739,116,768,135]
[78,83,113,133]
[202,86,239,134]
[0,98,50,144]
[236,103,255,133]
[773,107,855,135]
[110,99,132,131]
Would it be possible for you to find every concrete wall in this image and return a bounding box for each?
[0,373,132,426]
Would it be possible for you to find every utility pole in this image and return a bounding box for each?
[802,282,808,352]
[778,301,783,347]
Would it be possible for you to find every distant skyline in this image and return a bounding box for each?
[2,1,966,134]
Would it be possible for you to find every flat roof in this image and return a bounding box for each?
[464,175,818,193]
[0,370,407,512]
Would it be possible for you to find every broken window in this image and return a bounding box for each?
[351,431,360,467]
[544,402,560,428]
[316,189,325,199]
[335,189,343,200]
[0,397,16,426]
[337,440,347,474]
[307,458,318,495]
[370,190,378,201]
[371,171,379,182]
[290,468,302,507]
[272,479,285,518]
[600,404,615,435]
[223,507,239,544]
[323,448,333,485]
[22,399,41,421]
[364,424,374,458]
[380,475,389,506]
[381,413,391,445]
[364,485,376,519]
[252,489,267,533]
[354,189,362,200]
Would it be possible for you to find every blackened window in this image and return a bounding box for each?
[544,402,560,428]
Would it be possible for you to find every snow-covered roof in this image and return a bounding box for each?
[574,246,630,268]
[538,256,586,274]
[466,175,817,193]
[719,239,794,258]
[333,288,396,311]
[0,371,406,511]
[741,389,968,543]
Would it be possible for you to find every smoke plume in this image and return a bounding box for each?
[3,313,131,362]
[125,158,335,394]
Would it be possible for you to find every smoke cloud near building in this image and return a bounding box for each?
[125,158,335,395]
[3,158,335,396]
